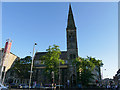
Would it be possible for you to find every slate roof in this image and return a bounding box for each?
[34,51,67,60]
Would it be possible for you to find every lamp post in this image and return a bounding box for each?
[102,68,106,79]
[29,43,37,89]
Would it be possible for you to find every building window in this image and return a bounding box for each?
[35,60,40,65]
[23,80,25,83]
[70,54,72,59]
[69,33,75,42]
[20,80,22,83]
[70,54,76,59]
[10,70,14,76]
[27,80,29,84]
[17,79,19,83]
[14,79,16,83]
[3,66,6,71]
[65,60,68,64]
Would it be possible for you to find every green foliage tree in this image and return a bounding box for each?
[88,56,103,80]
[11,56,32,79]
[72,56,103,87]
[41,44,64,83]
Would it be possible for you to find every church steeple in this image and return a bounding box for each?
[66,4,78,60]
[66,4,76,30]
[66,4,78,83]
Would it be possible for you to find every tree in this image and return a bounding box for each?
[41,44,64,83]
[11,56,32,79]
[89,56,103,80]
[72,56,103,87]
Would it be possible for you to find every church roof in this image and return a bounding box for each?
[34,51,67,60]
[66,4,76,30]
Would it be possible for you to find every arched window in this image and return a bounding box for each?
[17,79,19,83]
[70,54,72,59]
[70,54,76,59]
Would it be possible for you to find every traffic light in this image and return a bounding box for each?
[96,80,98,83]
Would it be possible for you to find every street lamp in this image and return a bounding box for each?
[29,43,37,89]
[102,68,106,79]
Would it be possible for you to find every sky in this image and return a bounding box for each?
[2,2,118,79]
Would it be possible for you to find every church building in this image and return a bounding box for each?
[33,4,78,87]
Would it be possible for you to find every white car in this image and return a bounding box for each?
[0,83,8,90]
[19,84,29,88]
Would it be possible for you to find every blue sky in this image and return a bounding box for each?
[2,2,118,79]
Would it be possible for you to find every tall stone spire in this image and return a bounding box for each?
[66,3,78,60]
[66,4,76,30]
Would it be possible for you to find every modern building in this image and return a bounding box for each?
[0,48,19,84]
[92,66,101,84]
[101,78,115,88]
[113,69,120,86]
[0,48,19,71]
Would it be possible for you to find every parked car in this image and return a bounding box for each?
[56,85,64,89]
[44,84,55,89]
[19,84,29,88]
[32,84,44,89]
[35,84,41,88]
[0,83,8,90]
[10,83,18,88]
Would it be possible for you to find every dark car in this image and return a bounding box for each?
[10,83,18,88]
[35,84,41,88]
[56,85,64,89]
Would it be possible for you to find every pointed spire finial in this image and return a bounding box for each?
[69,3,71,7]
[66,4,76,30]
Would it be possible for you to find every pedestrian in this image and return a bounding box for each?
[116,85,119,90]
[115,85,118,88]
